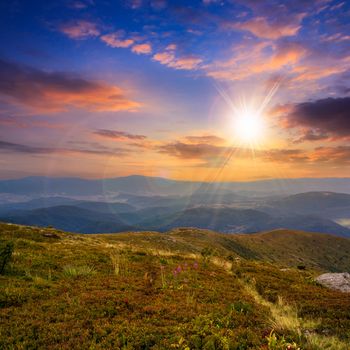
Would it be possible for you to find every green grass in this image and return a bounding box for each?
[0,222,350,349]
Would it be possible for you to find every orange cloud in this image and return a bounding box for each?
[165,44,177,51]
[207,41,306,81]
[0,59,140,113]
[131,43,152,54]
[153,51,174,65]
[100,32,134,48]
[261,148,309,163]
[93,129,147,141]
[310,146,350,164]
[59,20,100,39]
[292,65,347,82]
[231,14,305,39]
[0,140,130,157]
[153,51,202,70]
[157,141,227,159]
[184,135,226,145]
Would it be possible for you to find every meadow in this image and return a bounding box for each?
[1,223,350,349]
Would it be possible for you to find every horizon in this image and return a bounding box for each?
[2,173,350,183]
[0,1,349,181]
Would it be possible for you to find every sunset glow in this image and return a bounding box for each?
[0,1,349,181]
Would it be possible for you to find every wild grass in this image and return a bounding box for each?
[242,281,303,335]
[240,275,348,350]
[63,264,96,277]
[306,334,349,350]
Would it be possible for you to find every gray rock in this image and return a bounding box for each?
[316,272,350,292]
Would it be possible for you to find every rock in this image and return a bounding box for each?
[316,272,350,292]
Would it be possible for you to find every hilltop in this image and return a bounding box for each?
[1,222,350,349]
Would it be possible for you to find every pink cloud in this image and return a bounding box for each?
[231,14,305,40]
[59,20,100,40]
[153,51,202,70]
[100,32,134,48]
[131,43,152,54]
[0,59,140,114]
[206,41,306,81]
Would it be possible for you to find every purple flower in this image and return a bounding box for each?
[193,262,199,269]
[176,265,182,273]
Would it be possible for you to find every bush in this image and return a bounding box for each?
[0,241,14,274]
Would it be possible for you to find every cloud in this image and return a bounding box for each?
[258,146,350,165]
[310,146,350,164]
[277,97,350,141]
[153,51,203,70]
[165,44,176,51]
[93,129,147,141]
[68,1,94,9]
[100,31,134,48]
[184,135,225,145]
[157,141,226,159]
[261,148,309,163]
[293,130,330,143]
[59,20,100,39]
[207,41,306,81]
[155,133,230,160]
[0,59,140,113]
[0,140,129,157]
[231,14,305,39]
[292,64,348,82]
[0,116,66,129]
[131,43,152,54]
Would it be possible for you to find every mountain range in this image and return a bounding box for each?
[0,176,349,236]
[1,175,350,198]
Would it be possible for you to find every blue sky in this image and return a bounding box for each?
[0,0,349,180]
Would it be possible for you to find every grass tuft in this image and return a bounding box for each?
[63,264,96,277]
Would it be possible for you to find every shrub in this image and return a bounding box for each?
[231,301,252,315]
[266,331,300,350]
[0,241,14,274]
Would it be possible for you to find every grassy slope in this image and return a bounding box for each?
[1,223,350,349]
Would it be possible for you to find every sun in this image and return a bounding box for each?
[233,106,265,144]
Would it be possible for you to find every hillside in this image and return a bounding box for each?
[1,223,350,349]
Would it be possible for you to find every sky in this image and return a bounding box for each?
[0,0,349,181]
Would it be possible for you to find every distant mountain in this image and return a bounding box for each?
[0,197,136,216]
[260,192,350,218]
[0,205,135,233]
[0,175,198,197]
[1,175,350,198]
[262,215,350,237]
[1,202,350,236]
[0,196,79,212]
[140,206,350,237]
